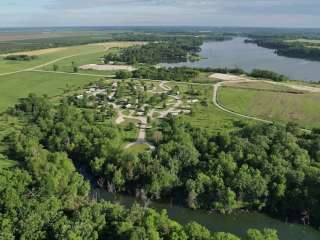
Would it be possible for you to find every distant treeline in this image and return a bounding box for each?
[0,31,231,54]
[3,54,37,61]
[104,38,203,64]
[245,37,320,62]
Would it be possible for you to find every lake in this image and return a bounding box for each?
[164,37,320,82]
[93,189,320,240]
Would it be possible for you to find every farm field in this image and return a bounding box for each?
[218,85,320,129]
[0,42,137,74]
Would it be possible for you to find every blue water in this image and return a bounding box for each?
[164,37,320,82]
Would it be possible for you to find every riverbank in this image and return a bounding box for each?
[92,188,320,240]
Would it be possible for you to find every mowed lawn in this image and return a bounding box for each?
[219,86,320,129]
[0,71,99,111]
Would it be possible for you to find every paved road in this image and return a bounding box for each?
[212,80,273,124]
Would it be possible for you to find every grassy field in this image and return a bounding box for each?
[219,86,320,129]
[224,81,304,93]
[0,44,102,74]
[0,42,136,74]
[0,71,100,111]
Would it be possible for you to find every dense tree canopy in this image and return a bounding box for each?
[132,66,199,82]
[249,69,288,82]
[104,38,203,64]
[0,94,283,240]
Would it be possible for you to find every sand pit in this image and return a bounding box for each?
[209,73,247,81]
[80,64,136,71]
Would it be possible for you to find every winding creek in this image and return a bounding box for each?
[164,37,320,82]
[91,188,320,240]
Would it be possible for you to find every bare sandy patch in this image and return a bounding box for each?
[212,73,320,93]
[0,47,67,57]
[80,64,136,71]
[209,73,247,81]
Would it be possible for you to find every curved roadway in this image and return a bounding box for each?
[212,81,273,124]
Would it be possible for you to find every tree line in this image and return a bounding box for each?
[246,37,320,62]
[4,54,37,61]
[116,67,200,82]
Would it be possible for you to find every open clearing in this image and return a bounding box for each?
[80,64,136,71]
[0,71,99,111]
[218,85,320,129]
[212,73,320,93]
[210,73,248,81]
[223,81,305,93]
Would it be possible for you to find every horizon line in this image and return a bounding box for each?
[1,25,320,30]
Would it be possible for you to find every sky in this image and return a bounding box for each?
[1,0,320,28]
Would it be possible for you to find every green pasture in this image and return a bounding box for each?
[218,86,320,129]
[0,71,100,111]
